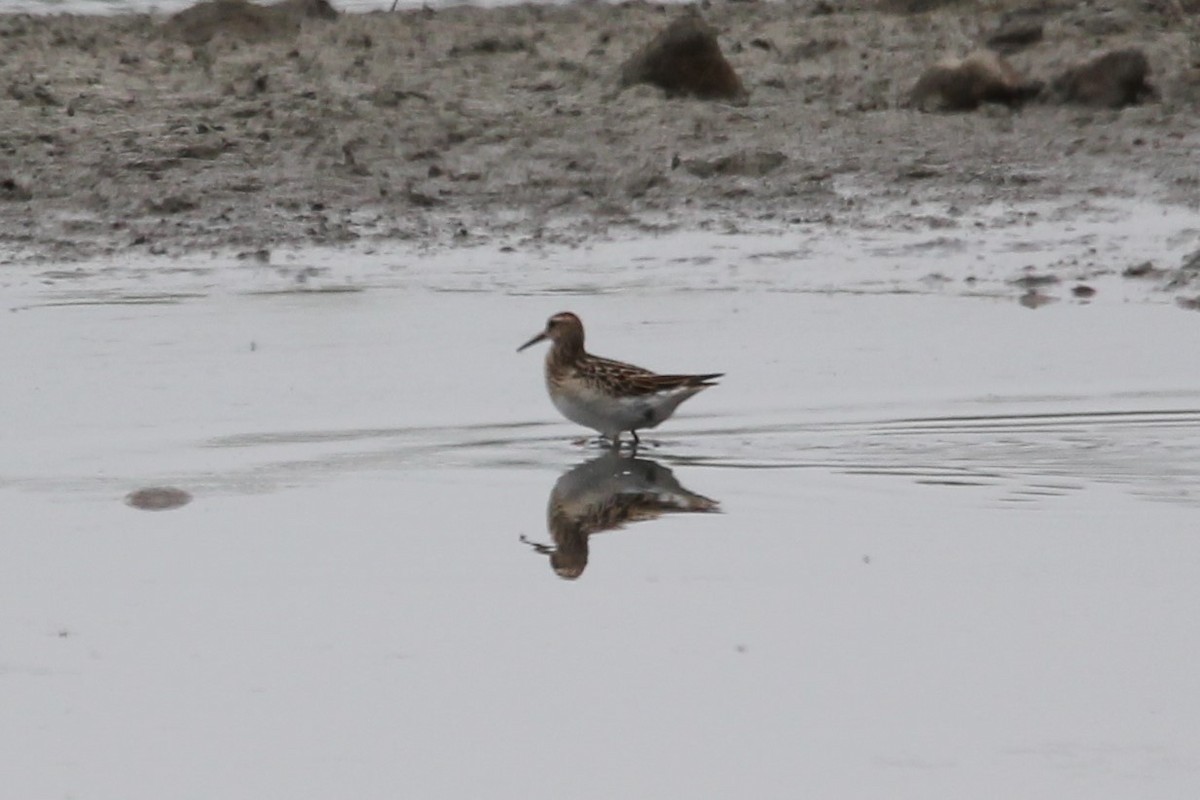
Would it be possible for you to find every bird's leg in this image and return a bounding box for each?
[630,430,640,451]
[608,433,621,450]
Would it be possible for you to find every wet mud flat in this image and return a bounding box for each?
[0,0,1198,282]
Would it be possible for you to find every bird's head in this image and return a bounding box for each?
[517,312,584,352]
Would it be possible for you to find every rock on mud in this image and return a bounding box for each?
[163,0,338,45]
[909,51,1042,111]
[619,14,747,102]
[1122,261,1164,279]
[1046,48,1155,108]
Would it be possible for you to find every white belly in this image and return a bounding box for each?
[547,370,705,438]
[550,385,660,438]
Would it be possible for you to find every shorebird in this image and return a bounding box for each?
[517,312,722,447]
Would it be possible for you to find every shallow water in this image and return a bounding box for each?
[3,224,1200,798]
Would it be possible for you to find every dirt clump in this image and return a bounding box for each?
[909,51,1043,110]
[1046,48,1156,107]
[619,13,747,102]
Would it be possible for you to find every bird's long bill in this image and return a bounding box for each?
[517,330,548,352]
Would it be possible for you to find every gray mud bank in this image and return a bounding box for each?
[0,0,1197,277]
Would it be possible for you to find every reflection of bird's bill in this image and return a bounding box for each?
[517,330,547,352]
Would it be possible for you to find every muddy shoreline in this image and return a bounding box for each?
[0,0,1197,272]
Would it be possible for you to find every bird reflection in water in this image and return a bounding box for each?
[521,451,719,580]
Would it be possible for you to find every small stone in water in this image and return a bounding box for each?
[125,486,192,511]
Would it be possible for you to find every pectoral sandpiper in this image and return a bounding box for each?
[517,312,722,447]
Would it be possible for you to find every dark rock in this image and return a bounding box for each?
[1046,49,1155,108]
[1071,284,1096,298]
[1123,260,1164,278]
[126,486,192,511]
[910,51,1043,111]
[619,14,747,102]
[163,0,337,46]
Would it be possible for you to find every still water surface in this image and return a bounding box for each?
[2,228,1199,798]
